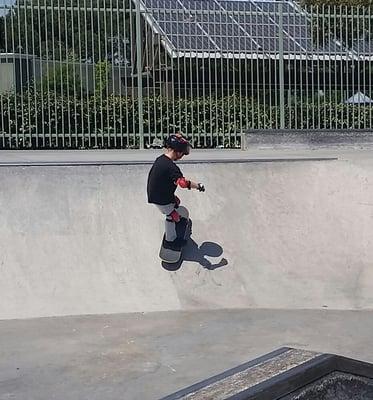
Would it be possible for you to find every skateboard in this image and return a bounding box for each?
[159,206,190,264]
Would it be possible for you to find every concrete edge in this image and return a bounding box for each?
[160,347,291,400]
[244,130,373,151]
[0,157,338,167]
[160,348,373,400]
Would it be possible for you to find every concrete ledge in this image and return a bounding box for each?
[244,129,373,150]
[161,348,373,400]
[0,149,337,166]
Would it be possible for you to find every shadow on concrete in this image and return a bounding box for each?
[162,220,228,271]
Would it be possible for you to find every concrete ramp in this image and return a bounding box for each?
[1,156,373,319]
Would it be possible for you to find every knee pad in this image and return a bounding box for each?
[166,209,180,223]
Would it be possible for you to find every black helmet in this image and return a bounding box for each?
[165,133,190,155]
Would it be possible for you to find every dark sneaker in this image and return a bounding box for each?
[163,237,187,251]
[163,239,181,251]
[174,238,188,247]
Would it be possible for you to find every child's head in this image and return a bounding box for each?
[165,133,190,160]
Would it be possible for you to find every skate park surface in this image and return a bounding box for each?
[1,147,373,399]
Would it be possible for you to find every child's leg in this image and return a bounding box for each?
[155,204,177,241]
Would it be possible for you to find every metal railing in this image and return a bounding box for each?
[0,0,372,149]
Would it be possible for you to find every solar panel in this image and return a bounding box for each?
[254,1,294,13]
[352,39,373,57]
[182,0,222,10]
[153,9,219,51]
[218,0,254,12]
[142,0,184,9]
[140,0,352,58]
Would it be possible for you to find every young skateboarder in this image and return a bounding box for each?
[147,134,205,251]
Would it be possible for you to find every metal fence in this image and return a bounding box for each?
[1,0,373,149]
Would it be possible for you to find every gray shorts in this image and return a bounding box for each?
[155,203,177,242]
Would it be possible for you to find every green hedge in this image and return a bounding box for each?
[1,91,373,148]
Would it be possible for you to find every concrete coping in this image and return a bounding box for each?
[244,129,373,150]
[161,347,373,400]
[0,149,338,167]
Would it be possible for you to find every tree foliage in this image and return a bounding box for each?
[0,0,132,64]
[299,1,373,48]
[303,0,372,6]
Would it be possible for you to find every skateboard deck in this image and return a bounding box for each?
[159,206,190,264]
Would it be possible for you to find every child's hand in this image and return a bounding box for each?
[197,183,205,192]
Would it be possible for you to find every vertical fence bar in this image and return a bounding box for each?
[351,6,356,129]
[158,3,164,142]
[30,0,37,147]
[124,0,130,145]
[238,5,243,146]
[249,2,254,131]
[182,4,187,141]
[97,0,103,146]
[310,6,315,130]
[103,0,109,147]
[299,7,304,130]
[110,0,116,147]
[244,1,249,136]
[16,1,25,147]
[0,1,5,147]
[316,5,320,129]
[4,0,11,147]
[327,6,331,129]
[228,4,233,142]
[144,4,150,144]
[45,0,52,146]
[262,4,267,130]
[206,4,212,146]
[36,0,45,146]
[189,3,195,145]
[293,8,298,130]
[321,4,325,128]
[305,4,309,130]
[319,5,325,128]
[362,7,366,129]
[10,1,17,148]
[56,0,63,146]
[170,9,176,142]
[344,6,348,129]
[51,1,58,146]
[195,9,200,147]
[0,1,3,146]
[255,7,260,129]
[176,6,183,142]
[333,5,338,131]
[72,1,78,146]
[339,5,343,129]
[278,2,285,129]
[219,6,224,143]
[77,0,83,146]
[356,6,360,129]
[164,5,170,141]
[268,4,273,130]
[214,8,219,144]
[83,0,90,147]
[226,5,231,146]
[117,0,123,147]
[369,7,372,129]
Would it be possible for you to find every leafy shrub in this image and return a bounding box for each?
[1,90,373,148]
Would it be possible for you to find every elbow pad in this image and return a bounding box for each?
[176,177,191,189]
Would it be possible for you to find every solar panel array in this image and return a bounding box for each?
[352,39,373,59]
[140,0,350,58]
